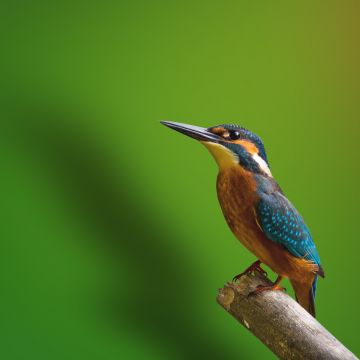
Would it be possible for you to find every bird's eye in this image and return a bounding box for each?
[229,130,241,140]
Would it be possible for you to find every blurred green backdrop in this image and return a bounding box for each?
[1,1,360,359]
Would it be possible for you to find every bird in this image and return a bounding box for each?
[160,121,324,317]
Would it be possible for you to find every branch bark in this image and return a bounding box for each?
[217,273,358,360]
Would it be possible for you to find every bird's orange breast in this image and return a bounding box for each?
[216,166,260,252]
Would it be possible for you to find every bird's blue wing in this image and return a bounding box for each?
[256,191,321,267]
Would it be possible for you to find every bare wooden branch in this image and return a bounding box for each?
[217,273,358,360]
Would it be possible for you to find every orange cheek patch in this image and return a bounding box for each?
[233,140,258,155]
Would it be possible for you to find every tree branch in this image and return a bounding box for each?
[217,273,358,360]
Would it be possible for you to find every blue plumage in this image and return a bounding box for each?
[256,186,322,296]
[257,193,320,266]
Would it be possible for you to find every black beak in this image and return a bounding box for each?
[160,121,221,142]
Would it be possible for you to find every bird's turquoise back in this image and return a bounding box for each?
[253,174,323,296]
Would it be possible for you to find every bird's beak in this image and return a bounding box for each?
[160,121,221,143]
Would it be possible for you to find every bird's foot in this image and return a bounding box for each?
[232,260,267,282]
[247,275,286,297]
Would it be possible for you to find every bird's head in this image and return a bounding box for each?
[161,121,271,177]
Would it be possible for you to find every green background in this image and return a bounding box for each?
[1,1,359,359]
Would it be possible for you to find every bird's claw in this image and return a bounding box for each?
[232,261,267,282]
[255,267,268,277]
[232,274,243,282]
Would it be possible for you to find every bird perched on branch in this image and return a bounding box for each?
[161,121,324,317]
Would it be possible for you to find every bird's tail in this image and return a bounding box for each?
[290,276,317,318]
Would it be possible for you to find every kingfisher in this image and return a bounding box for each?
[161,121,324,317]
